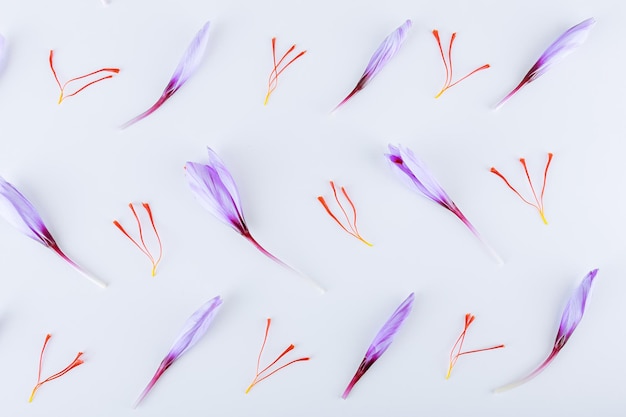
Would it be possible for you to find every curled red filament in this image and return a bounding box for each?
[113,202,163,276]
[49,50,120,104]
[29,334,84,402]
[446,314,504,379]
[264,37,306,105]
[490,153,554,225]
[245,318,309,393]
[432,30,490,98]
[317,181,372,246]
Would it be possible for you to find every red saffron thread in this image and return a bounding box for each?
[113,202,163,276]
[49,50,120,104]
[432,30,490,98]
[28,334,84,402]
[264,38,306,105]
[490,153,554,225]
[317,181,372,246]
[245,318,309,394]
[446,314,504,379]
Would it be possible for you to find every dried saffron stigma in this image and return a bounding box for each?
[29,334,84,402]
[48,50,119,104]
[490,153,553,224]
[113,202,163,276]
[245,318,309,394]
[446,314,504,379]
[264,37,306,105]
[317,181,372,246]
[432,30,490,98]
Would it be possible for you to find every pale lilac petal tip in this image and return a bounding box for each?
[495,269,598,393]
[334,19,412,111]
[342,293,414,399]
[495,17,595,109]
[134,296,222,407]
[122,20,211,128]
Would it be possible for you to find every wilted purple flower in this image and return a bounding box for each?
[386,144,502,264]
[121,21,211,128]
[342,292,414,399]
[0,176,106,288]
[185,148,324,293]
[134,296,222,407]
[495,18,595,109]
[333,19,412,111]
[495,269,598,392]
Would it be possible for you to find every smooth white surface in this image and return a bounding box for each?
[0,0,623,416]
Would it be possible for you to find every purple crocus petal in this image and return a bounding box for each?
[134,296,223,407]
[342,292,414,399]
[496,18,595,109]
[333,19,412,111]
[495,269,598,393]
[0,176,107,288]
[385,144,503,264]
[185,148,248,235]
[0,176,56,246]
[121,20,211,128]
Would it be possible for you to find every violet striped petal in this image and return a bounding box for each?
[342,293,414,399]
[134,296,223,407]
[495,269,598,393]
[333,19,412,111]
[121,20,211,128]
[185,147,248,235]
[0,176,106,288]
[496,18,595,109]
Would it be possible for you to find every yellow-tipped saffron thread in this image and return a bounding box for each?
[28,334,84,402]
[264,37,306,105]
[446,314,504,379]
[113,202,163,276]
[317,181,373,246]
[432,30,490,98]
[490,153,554,225]
[245,318,309,394]
[49,50,120,104]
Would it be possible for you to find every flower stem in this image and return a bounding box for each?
[454,210,503,265]
[243,232,325,293]
[49,244,107,288]
[494,349,558,393]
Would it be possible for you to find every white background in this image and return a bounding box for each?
[0,0,623,416]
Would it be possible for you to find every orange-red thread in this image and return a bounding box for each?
[49,50,119,104]
[264,38,306,105]
[245,318,309,393]
[490,153,553,224]
[113,202,163,276]
[432,30,490,98]
[318,181,372,246]
[446,314,504,379]
[28,334,84,402]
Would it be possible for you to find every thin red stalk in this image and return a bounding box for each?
[490,168,537,208]
[331,182,356,235]
[48,49,119,103]
[540,153,554,203]
[432,30,450,87]
[317,196,354,236]
[432,31,489,98]
[446,314,504,379]
[114,203,163,276]
[318,182,372,246]
[245,319,308,393]
[29,334,84,402]
[265,38,306,105]
[520,158,541,208]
